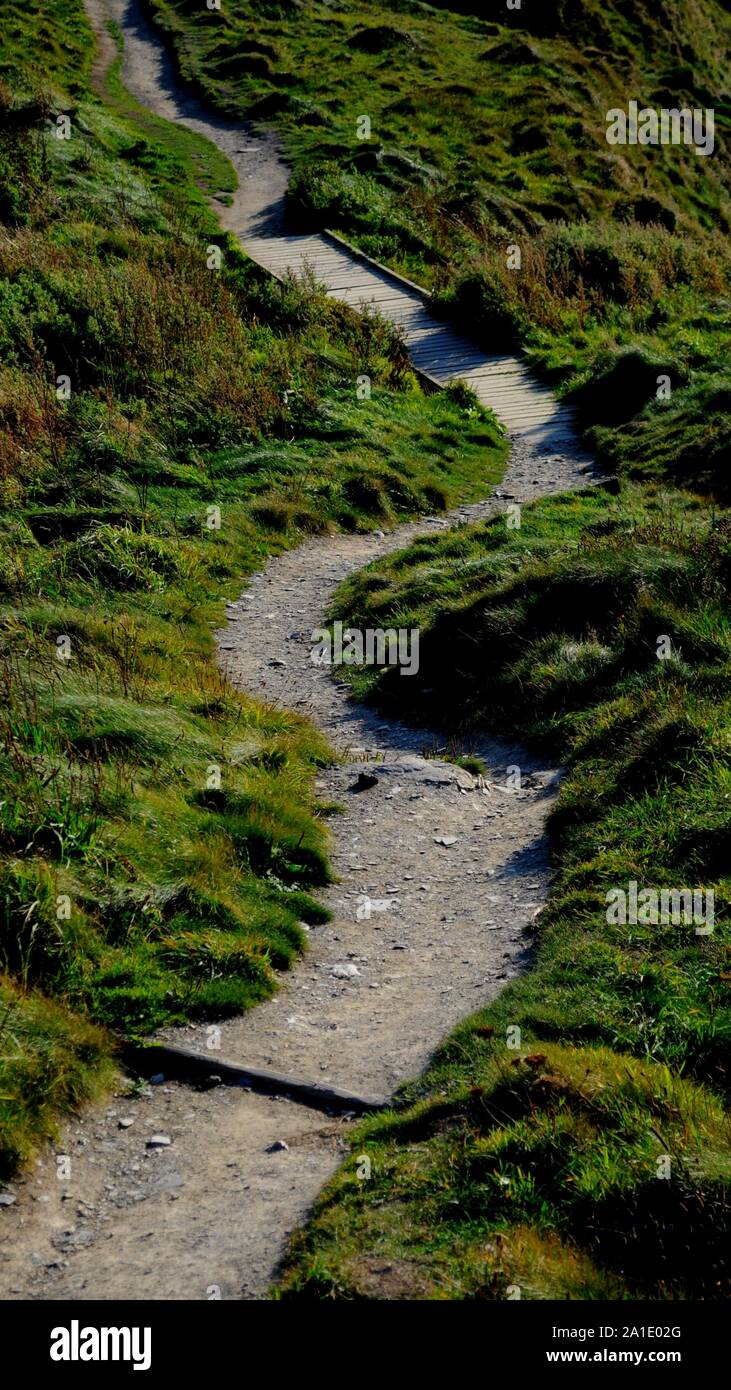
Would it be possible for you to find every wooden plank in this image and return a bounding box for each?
[490,405,563,417]
[474,387,555,400]
[333,287,418,302]
[333,289,419,303]
[332,283,418,296]
[123,1043,389,1116]
[415,361,502,378]
[468,379,536,391]
[487,397,563,409]
[471,378,535,388]
[406,330,467,344]
[497,414,567,427]
[461,364,532,378]
[414,350,500,365]
[484,398,562,412]
[382,305,432,319]
[409,351,496,367]
[326,280,410,294]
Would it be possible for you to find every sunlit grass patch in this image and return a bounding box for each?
[280,1044,729,1299]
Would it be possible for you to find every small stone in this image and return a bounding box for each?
[266,1140,289,1153]
[146,1135,172,1149]
[434,836,458,847]
[331,964,360,979]
[0,1193,17,1207]
[350,771,378,792]
[149,1073,166,1085]
[118,1117,135,1130]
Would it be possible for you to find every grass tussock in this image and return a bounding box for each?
[279,1045,729,1300]
[0,977,113,1179]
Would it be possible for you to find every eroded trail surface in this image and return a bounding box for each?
[0,0,597,1301]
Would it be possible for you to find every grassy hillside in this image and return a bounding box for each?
[3,0,729,1302]
[146,0,731,493]
[0,1,505,1176]
[277,484,731,1299]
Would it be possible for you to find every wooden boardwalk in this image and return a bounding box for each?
[245,233,578,447]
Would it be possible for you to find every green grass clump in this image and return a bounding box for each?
[279,1045,730,1300]
[0,977,113,1179]
[276,483,731,1298]
[0,0,91,96]
[0,2,506,1175]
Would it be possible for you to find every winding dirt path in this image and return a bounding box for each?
[0,1,598,1301]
